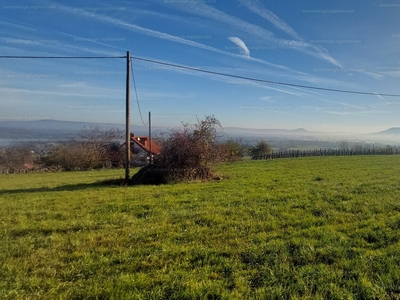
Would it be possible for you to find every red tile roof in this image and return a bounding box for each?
[24,163,35,170]
[131,134,161,155]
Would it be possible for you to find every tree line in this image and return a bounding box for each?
[2,116,397,179]
[0,126,124,173]
[0,117,260,175]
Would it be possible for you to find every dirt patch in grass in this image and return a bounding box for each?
[130,165,220,185]
[98,178,128,186]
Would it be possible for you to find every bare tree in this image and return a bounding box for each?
[339,141,349,150]
[1,146,34,173]
[78,126,123,145]
[78,126,123,169]
[42,126,123,171]
[133,115,225,184]
[351,143,363,151]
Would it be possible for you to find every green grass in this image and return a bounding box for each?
[1,156,400,299]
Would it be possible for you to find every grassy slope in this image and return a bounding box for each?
[1,157,400,299]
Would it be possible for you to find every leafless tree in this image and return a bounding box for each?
[339,141,349,150]
[42,126,123,171]
[1,146,34,173]
[134,116,225,183]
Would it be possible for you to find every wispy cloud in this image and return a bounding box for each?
[227,78,314,98]
[373,92,385,100]
[379,71,400,78]
[0,18,124,57]
[131,53,322,99]
[227,37,250,57]
[35,2,357,97]
[172,1,342,67]
[0,85,124,99]
[237,1,343,68]
[238,0,302,41]
[52,3,315,78]
[26,1,360,94]
[64,4,355,90]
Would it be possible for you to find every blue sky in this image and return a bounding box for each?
[1,0,400,133]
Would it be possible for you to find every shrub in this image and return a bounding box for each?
[249,140,272,160]
[132,116,224,184]
[0,146,35,173]
[224,138,247,161]
[42,126,123,171]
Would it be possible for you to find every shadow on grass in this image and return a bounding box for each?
[0,178,128,195]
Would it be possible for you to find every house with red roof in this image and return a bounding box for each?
[130,133,161,155]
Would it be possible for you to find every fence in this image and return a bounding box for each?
[0,167,60,174]
[1,148,399,172]
[1,169,31,174]
[259,148,399,160]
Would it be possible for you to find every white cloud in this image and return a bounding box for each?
[238,0,302,41]
[172,1,342,67]
[227,36,250,57]
[33,2,354,94]
[0,19,124,57]
[373,92,385,100]
[54,3,313,77]
[379,71,400,78]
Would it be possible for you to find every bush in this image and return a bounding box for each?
[0,146,35,173]
[132,116,224,184]
[42,126,123,171]
[224,138,247,161]
[249,140,272,160]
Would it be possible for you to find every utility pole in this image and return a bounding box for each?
[149,111,153,164]
[125,51,131,181]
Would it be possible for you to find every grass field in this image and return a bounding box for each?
[1,156,400,299]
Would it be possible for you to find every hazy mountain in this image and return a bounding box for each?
[0,119,152,132]
[292,128,308,133]
[223,127,310,135]
[0,120,399,147]
[0,120,162,146]
[372,127,400,135]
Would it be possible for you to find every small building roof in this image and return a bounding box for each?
[131,134,161,155]
[24,163,35,170]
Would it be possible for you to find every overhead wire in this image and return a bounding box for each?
[1,54,399,97]
[0,55,125,59]
[130,56,400,98]
[0,54,148,125]
[130,59,148,126]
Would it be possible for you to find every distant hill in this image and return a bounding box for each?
[222,127,313,139]
[1,120,312,138]
[224,127,309,134]
[0,120,162,146]
[0,119,150,132]
[0,119,166,133]
[292,128,308,133]
[0,120,317,146]
[1,120,400,146]
[372,127,400,135]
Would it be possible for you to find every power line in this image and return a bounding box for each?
[130,60,148,126]
[130,56,400,98]
[1,54,398,97]
[0,53,149,122]
[0,55,126,59]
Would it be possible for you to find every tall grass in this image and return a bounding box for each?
[1,157,399,299]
